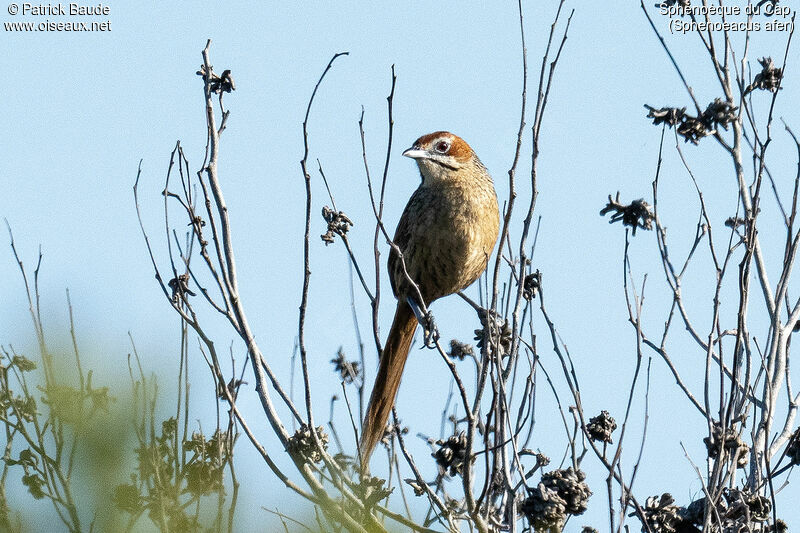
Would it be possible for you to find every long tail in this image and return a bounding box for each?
[360,301,418,467]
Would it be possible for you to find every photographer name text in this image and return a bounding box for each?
[18,2,108,15]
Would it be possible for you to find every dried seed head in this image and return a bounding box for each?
[587,410,617,444]
[379,420,407,447]
[474,312,513,357]
[786,426,800,464]
[287,424,328,464]
[702,98,738,131]
[745,57,783,94]
[448,339,474,361]
[677,115,714,144]
[634,491,783,532]
[522,482,567,531]
[330,347,361,384]
[723,487,771,523]
[321,206,353,245]
[642,494,683,533]
[645,105,686,127]
[198,66,236,94]
[659,0,691,7]
[432,431,470,477]
[703,422,749,468]
[600,193,654,235]
[522,467,592,531]
[168,273,196,303]
[355,475,393,510]
[725,216,746,229]
[523,271,541,301]
[645,99,737,144]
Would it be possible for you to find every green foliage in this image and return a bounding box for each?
[1,333,238,533]
[113,413,234,531]
[39,373,110,426]
[1,338,107,531]
[0,249,238,532]
[107,333,238,533]
[184,429,229,497]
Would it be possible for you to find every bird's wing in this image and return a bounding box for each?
[387,188,422,298]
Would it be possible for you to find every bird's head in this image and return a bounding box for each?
[402,131,480,184]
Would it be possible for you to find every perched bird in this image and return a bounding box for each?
[360,131,500,465]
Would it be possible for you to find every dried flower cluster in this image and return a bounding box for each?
[717,488,782,531]
[587,410,617,444]
[354,475,393,511]
[745,57,783,94]
[448,339,474,361]
[703,98,738,130]
[724,488,770,523]
[786,426,800,464]
[379,419,408,447]
[197,65,236,94]
[677,115,713,144]
[646,106,687,127]
[168,273,196,303]
[320,206,353,245]
[641,494,684,533]
[660,0,691,7]
[521,468,592,531]
[600,193,654,235]
[536,453,550,468]
[523,271,541,301]
[638,490,785,532]
[330,347,361,384]
[433,431,470,477]
[645,98,738,144]
[724,216,746,229]
[475,312,513,357]
[520,450,550,470]
[703,422,749,468]
[287,424,329,464]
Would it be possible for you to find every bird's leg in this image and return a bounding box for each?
[407,297,439,348]
[423,313,440,347]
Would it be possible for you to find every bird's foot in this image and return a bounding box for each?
[407,297,439,348]
[421,311,440,348]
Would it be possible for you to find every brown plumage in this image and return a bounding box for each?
[360,131,500,466]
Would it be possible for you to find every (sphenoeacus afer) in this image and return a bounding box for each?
[360,131,500,466]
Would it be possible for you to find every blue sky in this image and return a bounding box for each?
[3,2,799,531]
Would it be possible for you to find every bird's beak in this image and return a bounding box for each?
[402,147,427,160]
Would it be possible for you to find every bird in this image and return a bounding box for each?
[359,131,500,466]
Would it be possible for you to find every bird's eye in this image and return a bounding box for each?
[435,141,450,153]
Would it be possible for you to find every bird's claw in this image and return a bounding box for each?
[422,311,440,348]
[407,297,439,348]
